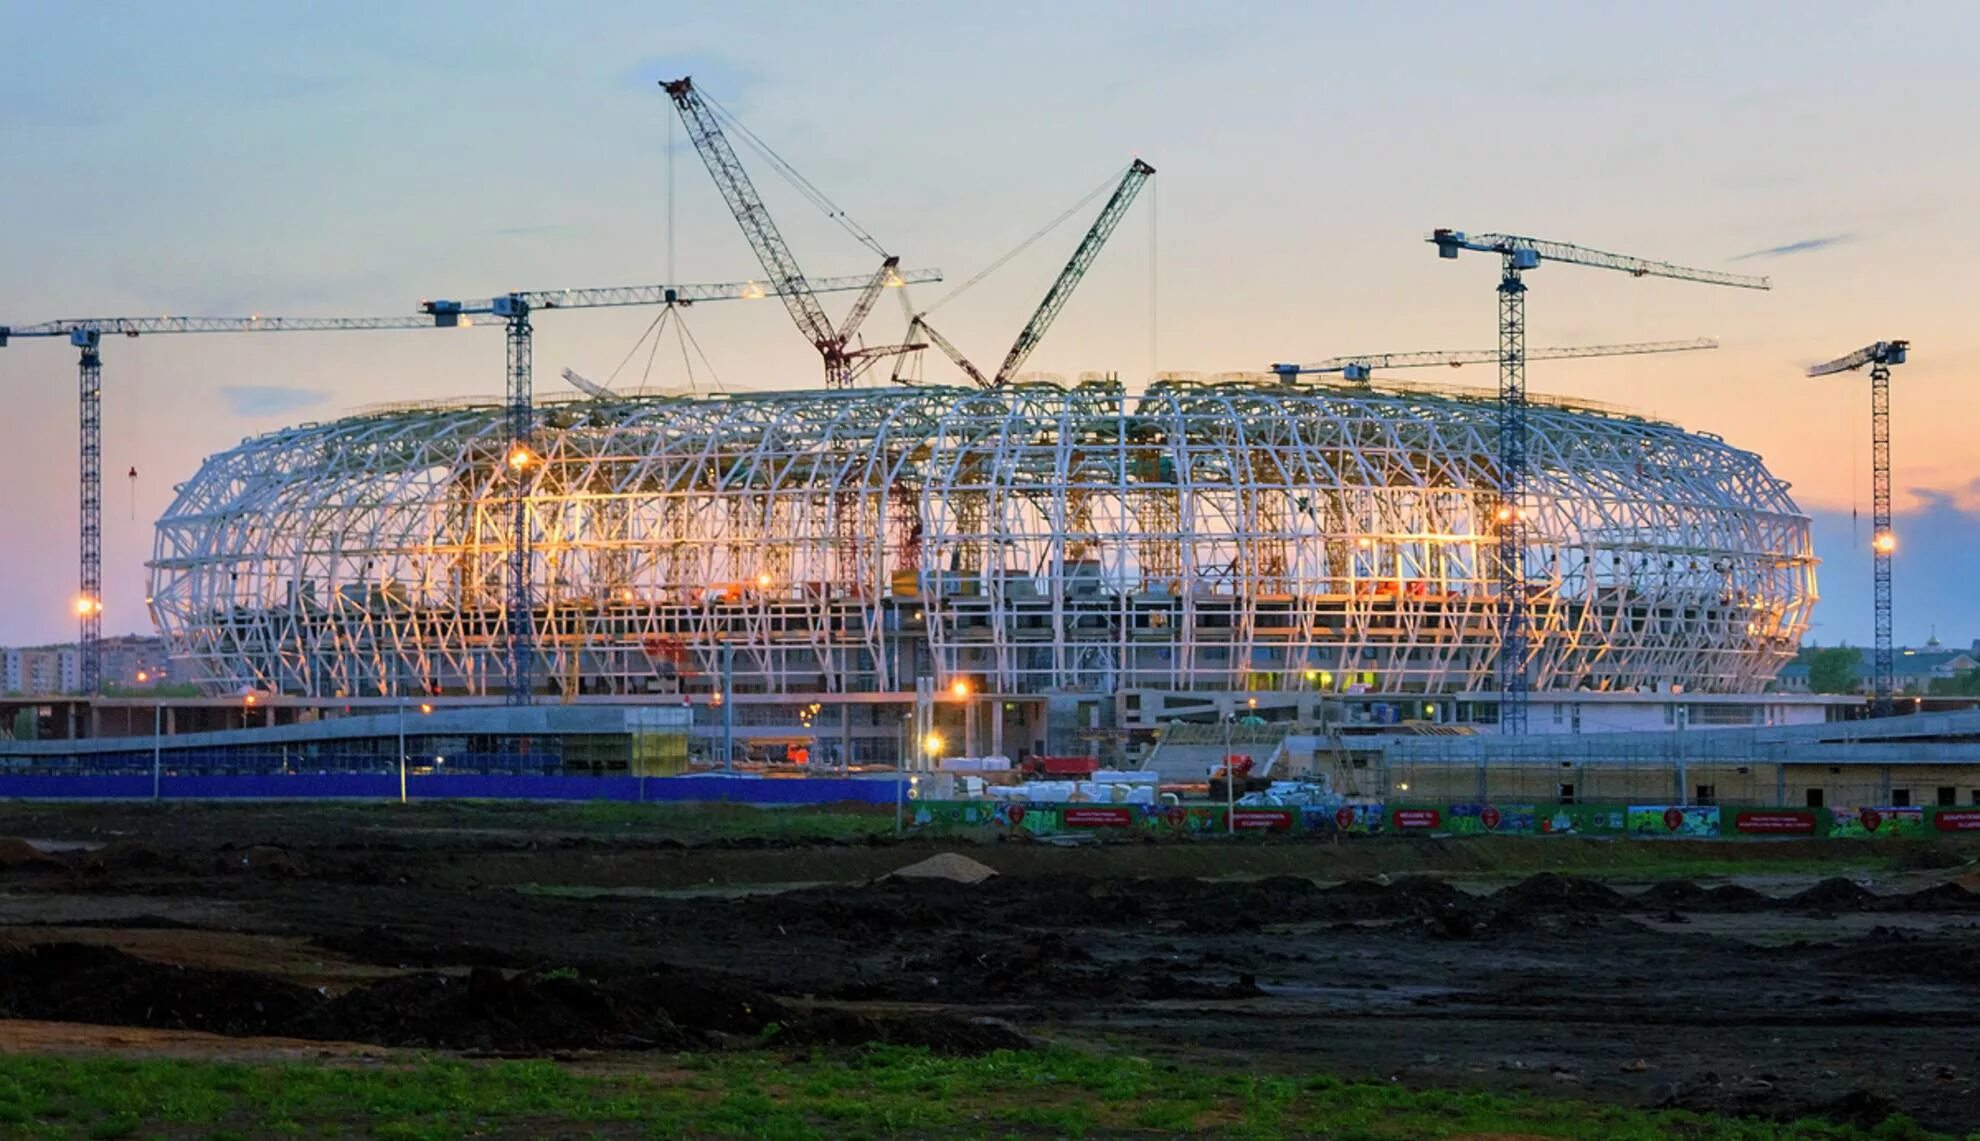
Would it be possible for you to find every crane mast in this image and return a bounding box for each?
[995,159,1154,386]
[891,159,1155,390]
[662,77,910,389]
[1808,340,1909,718]
[1429,230,1768,735]
[1,312,459,695]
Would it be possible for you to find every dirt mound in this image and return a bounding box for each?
[1321,876,1464,920]
[325,967,689,1051]
[0,942,834,1054]
[1493,873,1626,912]
[0,837,59,869]
[1786,878,1880,911]
[0,942,319,1037]
[82,841,175,876]
[1701,883,1773,910]
[1631,881,1713,910]
[0,939,1025,1056]
[221,845,308,877]
[1630,881,1778,913]
[1884,881,1980,912]
[887,852,997,884]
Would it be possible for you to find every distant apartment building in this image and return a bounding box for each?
[1,635,181,695]
[1774,637,1980,695]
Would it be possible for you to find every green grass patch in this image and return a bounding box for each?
[0,1046,1946,1139]
[531,800,896,843]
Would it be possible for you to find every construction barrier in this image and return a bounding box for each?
[0,772,906,807]
[902,798,1980,840]
[2,775,1976,835]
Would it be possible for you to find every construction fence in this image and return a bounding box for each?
[904,797,1980,839]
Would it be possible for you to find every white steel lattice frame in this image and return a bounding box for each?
[149,379,1815,700]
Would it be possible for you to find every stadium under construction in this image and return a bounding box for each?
[118,371,1847,772]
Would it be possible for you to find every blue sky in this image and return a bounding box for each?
[1,0,1976,647]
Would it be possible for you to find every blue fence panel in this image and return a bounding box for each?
[0,774,153,798]
[162,773,401,798]
[409,774,642,801]
[0,771,909,804]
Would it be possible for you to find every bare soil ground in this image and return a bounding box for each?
[2,801,1978,1133]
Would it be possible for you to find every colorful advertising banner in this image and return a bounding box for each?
[903,798,1964,842]
[1311,802,1385,835]
[1829,806,1926,838]
[1445,802,1538,835]
[1628,804,1722,837]
[1536,805,1626,835]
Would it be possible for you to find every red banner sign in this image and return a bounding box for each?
[1392,808,1441,829]
[1062,806,1134,828]
[1934,810,1980,832]
[1734,811,1818,834]
[1230,809,1293,832]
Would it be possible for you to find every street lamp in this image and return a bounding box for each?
[151,699,163,801]
[1223,710,1236,836]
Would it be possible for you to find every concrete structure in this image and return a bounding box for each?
[1285,709,1980,809]
[0,700,692,777]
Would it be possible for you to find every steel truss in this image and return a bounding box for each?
[149,379,1814,705]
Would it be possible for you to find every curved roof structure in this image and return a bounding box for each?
[150,378,1814,699]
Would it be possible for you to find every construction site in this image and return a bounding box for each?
[4,30,1980,1137]
[1,71,1974,809]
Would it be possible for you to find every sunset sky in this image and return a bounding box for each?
[1,1,1975,649]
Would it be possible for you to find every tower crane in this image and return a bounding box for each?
[1271,338,1718,383]
[896,159,1157,389]
[418,270,938,705]
[662,77,918,388]
[0,313,474,695]
[1808,339,1909,718]
[1427,230,1769,735]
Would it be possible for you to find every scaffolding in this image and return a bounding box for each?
[149,377,1815,702]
